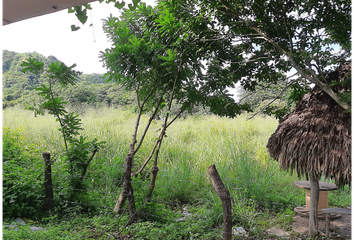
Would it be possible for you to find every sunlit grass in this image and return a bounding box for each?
[3,106,350,211]
[3,106,351,239]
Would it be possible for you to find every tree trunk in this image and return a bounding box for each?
[113,90,159,221]
[42,152,54,210]
[208,164,232,240]
[114,154,136,222]
[145,67,179,202]
[146,138,162,201]
[146,166,159,201]
[309,174,320,237]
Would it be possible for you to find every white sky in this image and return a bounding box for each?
[2,1,156,74]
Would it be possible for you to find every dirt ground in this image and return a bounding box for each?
[292,214,352,239]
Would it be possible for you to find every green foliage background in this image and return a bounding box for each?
[3,127,44,218]
[2,50,135,110]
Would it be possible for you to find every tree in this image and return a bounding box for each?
[190,0,351,236]
[100,1,250,222]
[196,0,351,111]
[74,0,350,233]
[3,50,17,72]
[237,78,312,119]
[21,58,105,202]
[71,0,351,112]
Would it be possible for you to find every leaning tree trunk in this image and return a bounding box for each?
[113,91,161,218]
[113,153,137,222]
[209,164,232,240]
[146,139,162,202]
[309,173,320,237]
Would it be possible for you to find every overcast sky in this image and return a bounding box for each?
[2,1,156,74]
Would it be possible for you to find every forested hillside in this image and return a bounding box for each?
[2,50,294,117]
[2,50,135,110]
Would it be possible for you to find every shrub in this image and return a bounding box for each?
[3,127,44,219]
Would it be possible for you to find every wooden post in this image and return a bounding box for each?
[208,164,232,240]
[42,152,54,210]
[309,174,320,237]
[325,214,330,238]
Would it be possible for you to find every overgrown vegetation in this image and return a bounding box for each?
[3,107,351,239]
[20,57,106,204]
[2,0,351,237]
[2,50,135,110]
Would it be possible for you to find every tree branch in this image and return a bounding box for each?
[48,83,69,151]
[132,58,184,178]
[244,22,349,110]
[131,139,159,177]
[280,4,294,53]
[247,79,296,120]
[215,2,349,110]
[131,89,154,153]
[80,148,98,181]
[166,107,186,128]
[238,72,298,105]
[238,82,274,104]
[135,95,164,154]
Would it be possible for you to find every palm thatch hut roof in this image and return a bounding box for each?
[267,62,351,188]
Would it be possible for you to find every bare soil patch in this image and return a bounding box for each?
[292,214,351,239]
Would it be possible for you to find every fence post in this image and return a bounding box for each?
[208,164,232,240]
[309,174,320,237]
[42,152,54,210]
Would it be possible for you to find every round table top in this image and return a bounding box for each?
[293,181,338,191]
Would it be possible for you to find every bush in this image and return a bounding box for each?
[3,127,44,219]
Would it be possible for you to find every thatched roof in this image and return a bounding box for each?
[267,62,351,187]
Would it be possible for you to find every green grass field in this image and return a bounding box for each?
[3,106,351,239]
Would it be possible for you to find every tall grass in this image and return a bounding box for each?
[3,106,350,216]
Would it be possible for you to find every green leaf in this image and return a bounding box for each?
[20,58,44,74]
[47,61,81,86]
[132,0,140,6]
[71,25,81,31]
[68,7,75,13]
[114,1,125,9]
[83,4,92,10]
[74,6,88,24]
[128,3,135,10]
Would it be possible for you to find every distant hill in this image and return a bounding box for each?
[2,50,134,110]
[2,50,211,117]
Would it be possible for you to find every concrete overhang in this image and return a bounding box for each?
[3,0,98,25]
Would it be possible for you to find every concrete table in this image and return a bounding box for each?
[293,181,339,219]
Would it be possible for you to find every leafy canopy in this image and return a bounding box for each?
[196,0,351,111]
[75,0,351,116]
[100,1,250,117]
